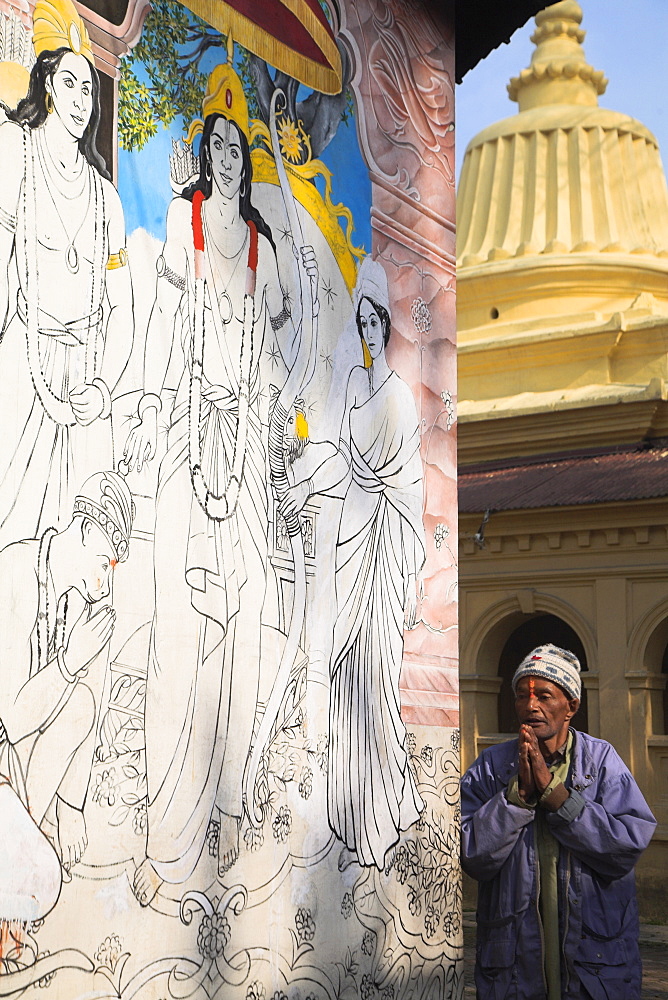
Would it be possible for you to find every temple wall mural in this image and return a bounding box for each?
[0,0,458,996]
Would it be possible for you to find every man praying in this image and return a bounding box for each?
[461,643,656,1000]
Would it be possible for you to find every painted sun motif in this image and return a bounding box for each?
[277,117,303,163]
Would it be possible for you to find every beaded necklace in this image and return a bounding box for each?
[205,222,248,325]
[188,190,258,521]
[36,129,92,274]
[36,528,68,671]
[22,125,106,426]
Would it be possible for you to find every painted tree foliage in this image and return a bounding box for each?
[117,0,352,156]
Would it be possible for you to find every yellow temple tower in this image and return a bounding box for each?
[457,0,668,916]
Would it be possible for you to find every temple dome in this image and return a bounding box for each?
[457,0,668,441]
[457,1,668,271]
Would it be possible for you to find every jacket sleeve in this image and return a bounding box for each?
[461,752,535,882]
[547,757,657,879]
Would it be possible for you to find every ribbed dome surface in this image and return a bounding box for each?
[457,1,668,268]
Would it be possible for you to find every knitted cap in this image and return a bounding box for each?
[512,644,581,701]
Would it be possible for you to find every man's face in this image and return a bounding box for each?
[78,519,117,603]
[515,675,578,743]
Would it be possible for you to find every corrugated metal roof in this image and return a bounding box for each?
[459,442,668,513]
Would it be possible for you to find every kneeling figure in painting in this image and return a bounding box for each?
[0,472,133,881]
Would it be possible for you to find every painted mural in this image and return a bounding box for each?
[0,0,459,997]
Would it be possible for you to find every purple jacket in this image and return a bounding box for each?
[461,730,656,1000]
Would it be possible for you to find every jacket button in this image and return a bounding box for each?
[596,953,602,959]
[585,774,592,779]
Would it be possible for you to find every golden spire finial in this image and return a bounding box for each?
[508,1,607,111]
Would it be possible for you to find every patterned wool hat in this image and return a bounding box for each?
[512,644,581,701]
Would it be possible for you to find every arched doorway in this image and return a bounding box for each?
[497,614,589,734]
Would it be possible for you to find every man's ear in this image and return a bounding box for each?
[566,697,580,721]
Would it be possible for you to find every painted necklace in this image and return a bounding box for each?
[37,528,68,671]
[205,221,249,325]
[36,129,91,274]
[188,190,258,521]
[22,125,106,425]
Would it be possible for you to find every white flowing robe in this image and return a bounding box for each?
[144,263,268,885]
[0,145,111,547]
[329,371,426,869]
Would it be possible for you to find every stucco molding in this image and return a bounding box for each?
[338,0,455,249]
[461,591,597,679]
[460,519,668,558]
[625,596,668,675]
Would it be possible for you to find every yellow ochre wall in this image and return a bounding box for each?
[457,0,668,918]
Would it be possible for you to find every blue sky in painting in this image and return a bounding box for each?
[118,128,176,238]
[117,45,372,253]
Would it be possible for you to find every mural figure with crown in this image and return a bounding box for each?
[0,0,133,550]
[124,51,319,907]
[0,470,133,949]
[0,0,460,994]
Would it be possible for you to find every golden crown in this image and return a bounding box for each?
[203,61,250,139]
[32,0,93,65]
[186,58,251,146]
[185,32,274,151]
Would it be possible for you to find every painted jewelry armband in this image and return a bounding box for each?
[92,377,112,419]
[156,254,186,292]
[107,248,129,270]
[0,205,17,234]
[138,392,162,420]
[270,294,291,332]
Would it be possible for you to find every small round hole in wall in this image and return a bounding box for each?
[490,307,499,319]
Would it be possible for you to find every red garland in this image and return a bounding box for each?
[192,190,205,253]
[247,219,258,273]
[191,191,258,277]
